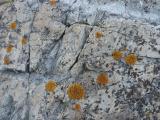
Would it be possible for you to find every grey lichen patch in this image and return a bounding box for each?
[0,71,29,120]
[54,24,92,74]
[30,21,66,73]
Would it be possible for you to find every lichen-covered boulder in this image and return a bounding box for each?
[0,0,160,119]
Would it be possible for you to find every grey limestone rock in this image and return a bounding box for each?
[0,0,160,119]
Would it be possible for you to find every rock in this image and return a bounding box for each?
[30,21,65,73]
[54,24,92,74]
[1,94,14,107]
[0,31,29,71]
[27,0,39,11]
[0,0,160,119]
[14,1,33,23]
[28,73,70,120]
[0,94,15,120]
[0,72,29,120]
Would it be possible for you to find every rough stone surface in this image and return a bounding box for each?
[0,0,160,120]
[0,72,29,120]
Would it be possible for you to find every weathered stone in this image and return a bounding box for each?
[54,24,92,74]
[0,72,29,120]
[30,21,65,73]
[0,31,29,71]
[28,73,70,120]
[0,0,160,119]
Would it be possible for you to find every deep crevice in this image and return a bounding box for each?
[26,11,37,74]
[69,27,93,71]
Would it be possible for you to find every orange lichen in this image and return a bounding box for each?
[20,36,27,45]
[45,80,57,92]
[95,31,103,38]
[96,73,110,85]
[6,44,14,53]
[50,0,56,6]
[112,50,123,61]
[9,22,17,30]
[73,103,81,111]
[125,53,137,65]
[67,83,85,100]
[3,56,10,65]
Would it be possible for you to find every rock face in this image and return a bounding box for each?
[0,0,160,120]
[0,72,29,120]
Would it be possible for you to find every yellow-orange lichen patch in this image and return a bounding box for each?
[125,53,137,65]
[45,80,57,92]
[96,73,110,85]
[20,36,28,45]
[73,103,81,111]
[6,44,14,53]
[95,31,103,39]
[50,0,56,6]
[112,50,123,61]
[3,56,10,65]
[67,83,85,100]
[9,22,17,30]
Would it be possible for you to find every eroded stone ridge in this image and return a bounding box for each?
[0,0,160,120]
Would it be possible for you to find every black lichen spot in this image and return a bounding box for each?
[153,65,160,74]
[39,0,45,3]
[143,6,150,13]
[142,80,151,88]
[106,108,110,113]
[114,101,119,107]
